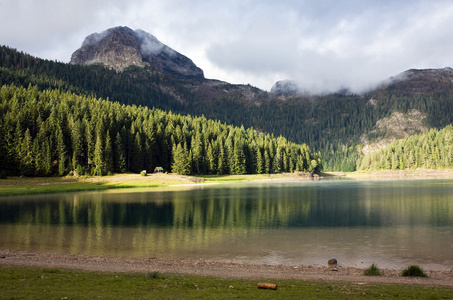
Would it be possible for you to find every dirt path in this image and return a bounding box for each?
[1,250,453,287]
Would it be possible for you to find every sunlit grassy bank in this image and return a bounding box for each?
[1,265,452,300]
[2,170,452,197]
[0,176,143,197]
[0,173,311,197]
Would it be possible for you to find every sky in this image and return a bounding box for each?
[2,0,453,93]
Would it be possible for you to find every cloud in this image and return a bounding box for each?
[134,29,169,56]
[204,0,453,92]
[2,0,453,93]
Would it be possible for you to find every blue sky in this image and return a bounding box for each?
[2,0,453,93]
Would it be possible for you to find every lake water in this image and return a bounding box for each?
[1,179,453,270]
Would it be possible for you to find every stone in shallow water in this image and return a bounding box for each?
[328,258,337,267]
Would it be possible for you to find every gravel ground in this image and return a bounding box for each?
[1,250,453,287]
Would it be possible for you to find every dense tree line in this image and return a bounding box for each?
[357,125,453,171]
[0,84,321,177]
[0,46,183,111]
[3,46,453,171]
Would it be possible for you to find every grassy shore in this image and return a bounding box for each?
[1,265,452,300]
[2,170,453,197]
[0,173,309,197]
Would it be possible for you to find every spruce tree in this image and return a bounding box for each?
[264,149,270,173]
[256,148,263,174]
[272,147,282,173]
[130,131,143,173]
[19,128,34,176]
[232,139,246,174]
[56,127,66,176]
[217,140,226,175]
[206,142,217,174]
[94,133,104,175]
[104,131,113,174]
[172,143,190,175]
[71,119,84,169]
[114,132,126,173]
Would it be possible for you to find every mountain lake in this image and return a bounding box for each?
[1,178,452,271]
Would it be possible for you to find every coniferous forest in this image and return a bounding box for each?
[2,45,453,174]
[357,125,453,171]
[0,84,321,177]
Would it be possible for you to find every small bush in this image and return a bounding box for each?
[364,263,382,276]
[76,164,86,176]
[146,271,160,279]
[140,170,147,176]
[401,265,428,277]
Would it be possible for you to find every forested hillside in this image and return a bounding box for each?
[358,125,453,171]
[0,84,321,177]
[2,46,453,172]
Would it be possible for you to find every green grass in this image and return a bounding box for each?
[1,265,451,300]
[0,178,125,197]
[0,176,165,197]
[401,265,428,277]
[0,173,287,197]
[363,263,382,276]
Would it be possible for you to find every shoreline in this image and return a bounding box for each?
[2,170,453,197]
[2,173,453,287]
[330,169,453,178]
[1,250,453,287]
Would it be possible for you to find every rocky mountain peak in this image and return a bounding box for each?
[270,80,301,94]
[70,26,204,78]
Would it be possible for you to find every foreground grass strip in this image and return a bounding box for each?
[1,266,452,300]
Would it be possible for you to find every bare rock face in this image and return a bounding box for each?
[70,26,204,78]
[360,109,428,154]
[270,80,301,94]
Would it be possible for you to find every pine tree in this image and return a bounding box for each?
[19,128,34,176]
[85,120,95,166]
[172,143,190,175]
[232,139,246,174]
[191,132,205,174]
[130,131,143,173]
[71,119,84,169]
[206,142,217,174]
[214,139,223,175]
[104,131,113,174]
[44,138,53,175]
[256,148,263,174]
[94,133,104,175]
[264,150,270,174]
[272,147,282,173]
[114,132,126,173]
[56,127,66,176]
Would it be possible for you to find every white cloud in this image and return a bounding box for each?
[2,0,453,92]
